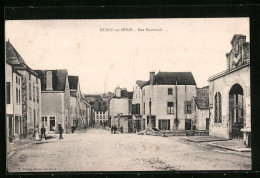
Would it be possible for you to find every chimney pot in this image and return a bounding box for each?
[150,72,155,85]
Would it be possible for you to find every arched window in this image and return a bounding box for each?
[214,92,222,123]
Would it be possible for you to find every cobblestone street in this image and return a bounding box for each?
[7,128,251,172]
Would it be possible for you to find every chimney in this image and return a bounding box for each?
[46,71,53,91]
[115,85,121,97]
[150,72,155,85]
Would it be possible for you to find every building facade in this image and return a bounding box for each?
[194,86,210,130]
[68,76,85,130]
[109,86,133,130]
[94,110,108,124]
[208,34,250,144]
[35,70,71,133]
[6,41,41,138]
[6,62,22,142]
[132,80,146,132]
[140,72,197,131]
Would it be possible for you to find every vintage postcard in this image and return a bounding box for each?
[5,18,251,172]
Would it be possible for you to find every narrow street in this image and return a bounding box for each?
[8,128,251,172]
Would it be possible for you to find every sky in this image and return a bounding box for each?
[5,18,249,94]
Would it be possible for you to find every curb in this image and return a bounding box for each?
[182,138,229,143]
[208,143,251,152]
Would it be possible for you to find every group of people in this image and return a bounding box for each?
[35,124,63,141]
[111,125,123,134]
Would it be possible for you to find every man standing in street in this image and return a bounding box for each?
[40,125,47,140]
[58,124,63,139]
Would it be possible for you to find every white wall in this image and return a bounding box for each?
[209,65,250,139]
[142,84,197,130]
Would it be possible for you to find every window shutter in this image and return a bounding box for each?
[132,104,136,115]
[168,120,170,130]
[184,101,187,114]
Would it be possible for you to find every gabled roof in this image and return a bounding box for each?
[35,69,68,91]
[195,86,209,109]
[142,72,196,88]
[6,41,38,76]
[68,76,79,90]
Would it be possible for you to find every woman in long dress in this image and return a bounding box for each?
[35,125,40,141]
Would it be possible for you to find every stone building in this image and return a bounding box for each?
[5,62,22,142]
[94,110,108,125]
[68,76,84,130]
[109,86,133,131]
[35,70,70,133]
[132,80,147,132]
[6,41,41,137]
[208,34,250,146]
[81,98,92,128]
[140,72,197,131]
[193,86,210,130]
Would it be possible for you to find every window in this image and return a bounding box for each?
[16,88,18,105]
[184,101,192,114]
[6,82,11,104]
[33,83,35,102]
[132,104,136,115]
[29,74,31,80]
[36,78,38,84]
[215,92,222,123]
[136,104,140,115]
[19,90,20,105]
[36,87,39,103]
[167,102,174,114]
[168,88,173,95]
[159,120,170,130]
[42,117,47,127]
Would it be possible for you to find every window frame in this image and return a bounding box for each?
[167,102,174,114]
[214,92,222,123]
[168,88,173,95]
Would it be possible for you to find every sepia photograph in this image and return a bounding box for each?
[5,18,251,172]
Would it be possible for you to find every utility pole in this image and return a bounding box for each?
[148,98,152,128]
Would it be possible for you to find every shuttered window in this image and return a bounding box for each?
[132,104,136,115]
[184,101,192,114]
[136,104,140,115]
[6,82,11,104]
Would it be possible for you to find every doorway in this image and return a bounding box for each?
[50,117,56,131]
[147,116,156,128]
[206,118,209,130]
[229,84,244,139]
[185,119,192,130]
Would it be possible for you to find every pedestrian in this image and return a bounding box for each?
[40,125,47,140]
[120,126,123,134]
[58,124,63,139]
[111,125,113,134]
[35,125,40,141]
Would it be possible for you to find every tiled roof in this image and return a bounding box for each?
[6,41,38,76]
[195,86,209,109]
[68,76,79,90]
[136,80,147,87]
[35,70,68,91]
[142,72,196,88]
